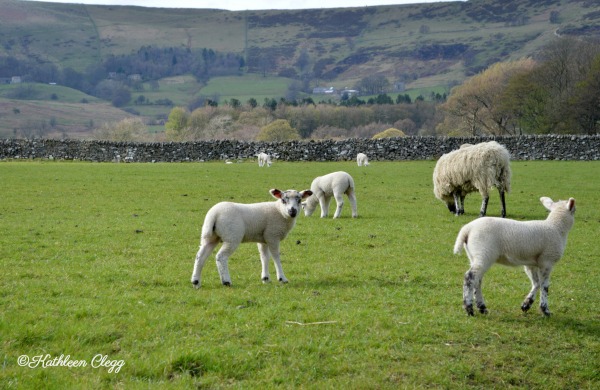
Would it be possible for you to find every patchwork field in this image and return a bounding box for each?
[1,160,598,388]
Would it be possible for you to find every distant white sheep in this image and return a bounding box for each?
[454,196,576,316]
[258,152,272,167]
[433,141,512,217]
[302,171,357,218]
[191,188,312,288]
[357,153,369,166]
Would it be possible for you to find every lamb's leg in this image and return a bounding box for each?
[215,242,239,286]
[464,262,491,315]
[459,194,466,215]
[347,189,358,218]
[191,241,218,288]
[499,189,507,218]
[479,196,489,217]
[538,266,553,316]
[257,243,272,283]
[320,196,331,218]
[333,192,345,218]
[463,269,476,316]
[474,276,488,314]
[267,241,288,283]
[521,266,539,312]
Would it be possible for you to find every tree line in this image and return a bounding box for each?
[162,97,437,142]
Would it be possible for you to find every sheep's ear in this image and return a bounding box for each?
[567,198,576,212]
[540,197,554,211]
[300,190,313,199]
[270,189,283,199]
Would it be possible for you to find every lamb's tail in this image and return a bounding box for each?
[347,175,355,192]
[453,225,470,255]
[201,209,218,240]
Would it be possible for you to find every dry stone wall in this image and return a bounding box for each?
[1,135,599,162]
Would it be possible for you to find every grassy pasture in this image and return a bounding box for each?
[198,75,294,104]
[0,160,598,388]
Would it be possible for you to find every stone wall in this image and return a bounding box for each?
[1,135,599,162]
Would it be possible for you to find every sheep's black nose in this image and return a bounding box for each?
[289,209,297,217]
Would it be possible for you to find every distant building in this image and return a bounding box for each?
[340,88,359,97]
[312,86,336,95]
[11,76,22,84]
[128,74,142,81]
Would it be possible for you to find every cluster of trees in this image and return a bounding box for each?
[439,38,600,135]
[163,98,437,142]
[103,46,243,82]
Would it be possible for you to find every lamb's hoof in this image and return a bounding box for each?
[540,305,551,317]
[278,278,288,284]
[192,280,200,289]
[464,304,474,316]
[521,298,534,312]
[222,281,231,287]
[477,305,488,314]
[262,277,270,283]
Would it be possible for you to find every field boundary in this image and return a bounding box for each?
[1,135,599,162]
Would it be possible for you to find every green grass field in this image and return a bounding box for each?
[1,160,598,388]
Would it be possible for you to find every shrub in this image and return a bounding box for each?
[256,119,300,141]
[372,127,407,139]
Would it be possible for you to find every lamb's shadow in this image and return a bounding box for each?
[498,312,600,338]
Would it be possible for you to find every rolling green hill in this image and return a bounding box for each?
[2,0,599,87]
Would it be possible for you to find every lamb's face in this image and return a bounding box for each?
[271,189,313,218]
[301,196,317,216]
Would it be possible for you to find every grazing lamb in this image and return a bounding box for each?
[357,153,369,166]
[258,152,272,167]
[433,141,512,217]
[191,188,312,288]
[454,196,576,316]
[302,171,357,218]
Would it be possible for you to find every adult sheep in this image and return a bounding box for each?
[302,171,357,218]
[357,153,369,166]
[433,141,511,217]
[454,196,576,316]
[191,188,312,288]
[257,152,272,167]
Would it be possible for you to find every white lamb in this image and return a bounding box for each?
[257,152,272,167]
[454,196,576,316]
[302,171,357,219]
[433,141,512,217]
[191,188,312,288]
[357,153,369,166]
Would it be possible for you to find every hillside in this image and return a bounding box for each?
[0,84,131,138]
[1,0,599,88]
